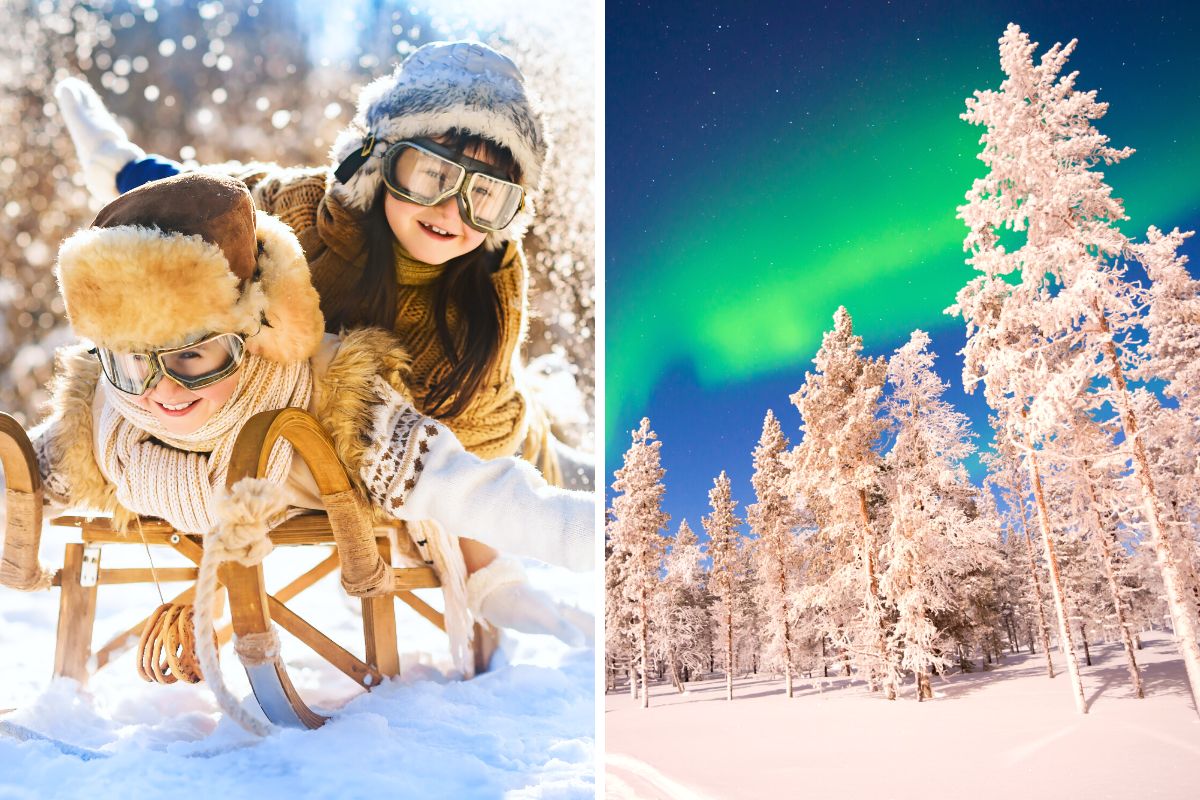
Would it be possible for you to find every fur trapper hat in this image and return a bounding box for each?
[329,40,548,248]
[55,172,325,362]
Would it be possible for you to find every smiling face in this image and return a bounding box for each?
[382,138,511,264]
[133,368,240,436]
[383,191,488,265]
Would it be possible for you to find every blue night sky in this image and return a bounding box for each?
[605,1,1200,539]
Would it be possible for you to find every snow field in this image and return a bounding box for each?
[605,634,1200,800]
[0,521,596,799]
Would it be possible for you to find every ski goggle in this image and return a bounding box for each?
[381,139,526,233]
[92,332,247,395]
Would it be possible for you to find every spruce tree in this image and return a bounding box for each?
[609,418,670,708]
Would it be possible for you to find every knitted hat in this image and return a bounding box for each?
[329,40,548,246]
[55,172,325,362]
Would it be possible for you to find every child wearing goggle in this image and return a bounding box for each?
[11,173,593,682]
[56,40,593,502]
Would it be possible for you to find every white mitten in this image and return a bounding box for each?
[55,78,146,201]
[467,558,591,648]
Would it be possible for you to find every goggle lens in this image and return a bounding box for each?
[391,146,466,204]
[96,333,246,395]
[97,350,154,394]
[160,333,244,382]
[463,173,524,231]
[385,142,524,232]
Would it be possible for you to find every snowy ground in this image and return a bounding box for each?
[0,522,596,799]
[606,635,1200,800]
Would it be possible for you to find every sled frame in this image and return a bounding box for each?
[1,409,484,731]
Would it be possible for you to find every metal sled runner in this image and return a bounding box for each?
[0,409,483,730]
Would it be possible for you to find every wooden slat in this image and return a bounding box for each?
[97,567,198,585]
[273,551,339,604]
[363,539,399,678]
[171,535,205,566]
[266,596,381,688]
[53,543,98,683]
[396,591,446,632]
[52,514,390,547]
[394,567,440,590]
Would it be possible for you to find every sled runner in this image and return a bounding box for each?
[0,409,487,730]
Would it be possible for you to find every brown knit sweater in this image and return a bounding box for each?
[208,162,531,461]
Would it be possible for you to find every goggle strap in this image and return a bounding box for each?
[334,134,377,184]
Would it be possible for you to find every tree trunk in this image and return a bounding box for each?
[725,605,734,701]
[1013,477,1056,678]
[629,660,637,700]
[780,561,794,698]
[638,594,650,709]
[917,669,932,702]
[1083,463,1145,698]
[1025,446,1088,713]
[858,488,895,700]
[667,651,684,694]
[1096,316,1200,716]
[1079,620,1092,667]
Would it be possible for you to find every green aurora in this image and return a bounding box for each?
[606,36,1200,453]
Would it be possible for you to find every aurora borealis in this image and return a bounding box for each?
[606,1,1200,530]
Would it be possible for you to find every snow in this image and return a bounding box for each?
[605,633,1200,799]
[0,523,596,798]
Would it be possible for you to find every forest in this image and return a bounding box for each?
[605,24,1200,718]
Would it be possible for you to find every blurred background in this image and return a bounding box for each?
[0,0,595,436]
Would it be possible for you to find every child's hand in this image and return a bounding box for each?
[55,77,146,201]
[467,558,592,647]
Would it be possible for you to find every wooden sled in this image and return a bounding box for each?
[0,409,489,730]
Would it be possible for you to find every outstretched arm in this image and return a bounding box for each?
[359,380,594,572]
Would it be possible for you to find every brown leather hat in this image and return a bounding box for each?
[91,172,257,281]
[56,172,324,362]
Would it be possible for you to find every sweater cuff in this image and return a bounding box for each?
[465,557,527,619]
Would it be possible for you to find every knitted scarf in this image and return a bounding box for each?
[96,354,313,534]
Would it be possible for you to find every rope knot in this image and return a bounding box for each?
[209,477,287,566]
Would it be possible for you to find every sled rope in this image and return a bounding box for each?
[0,487,52,592]
[193,477,285,737]
[233,627,280,666]
[133,515,166,605]
[321,488,393,597]
[137,602,210,684]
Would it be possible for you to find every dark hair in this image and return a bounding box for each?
[329,130,520,421]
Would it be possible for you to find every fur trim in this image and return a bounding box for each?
[56,226,255,353]
[248,211,325,363]
[54,210,324,363]
[313,327,415,494]
[327,41,547,250]
[42,345,135,527]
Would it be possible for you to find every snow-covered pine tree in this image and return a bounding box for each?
[956,23,1200,712]
[880,330,994,700]
[704,470,743,701]
[609,418,671,708]
[1125,389,1200,631]
[984,445,1056,678]
[748,410,802,697]
[604,511,634,694]
[649,519,711,692]
[1136,232,1200,625]
[1136,227,1200,423]
[1057,413,1145,697]
[789,307,893,697]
